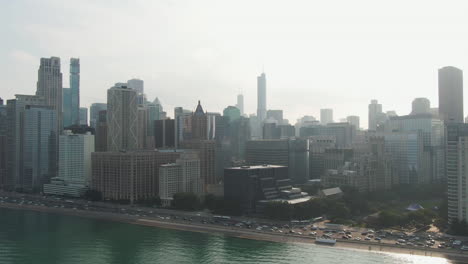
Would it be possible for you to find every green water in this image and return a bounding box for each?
[0,208,458,264]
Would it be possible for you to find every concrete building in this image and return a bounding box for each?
[70,58,80,126]
[223,106,241,122]
[174,107,192,148]
[43,130,94,197]
[159,152,202,206]
[137,106,149,149]
[180,140,216,189]
[192,101,208,140]
[320,109,333,125]
[79,107,88,125]
[107,83,138,151]
[267,110,283,124]
[62,87,72,127]
[411,98,430,115]
[89,103,107,128]
[91,150,182,203]
[346,115,360,130]
[257,73,267,121]
[246,139,310,184]
[446,123,468,223]
[439,66,463,123]
[309,136,336,179]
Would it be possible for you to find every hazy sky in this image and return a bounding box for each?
[2,0,468,128]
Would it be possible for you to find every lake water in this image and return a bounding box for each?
[0,208,460,264]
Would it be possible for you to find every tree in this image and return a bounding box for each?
[172,192,200,211]
[139,196,162,207]
[264,201,292,220]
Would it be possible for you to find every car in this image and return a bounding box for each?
[311,226,318,231]
[365,237,371,241]
[375,237,382,241]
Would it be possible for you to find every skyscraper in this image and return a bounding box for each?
[257,73,267,121]
[107,83,138,151]
[368,99,384,130]
[95,110,108,152]
[439,66,463,123]
[320,109,333,125]
[36,57,63,131]
[127,78,144,94]
[346,115,360,129]
[62,88,72,127]
[236,94,244,116]
[192,101,208,140]
[79,107,88,125]
[70,58,80,125]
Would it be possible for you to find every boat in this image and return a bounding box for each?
[315,237,336,245]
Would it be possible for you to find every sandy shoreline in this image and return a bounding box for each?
[2,203,468,262]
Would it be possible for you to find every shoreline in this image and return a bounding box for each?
[1,203,468,262]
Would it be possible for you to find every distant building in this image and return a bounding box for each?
[368,99,387,130]
[267,110,283,124]
[300,122,356,148]
[43,130,94,197]
[439,66,463,123]
[174,107,192,148]
[91,150,182,203]
[192,101,208,140]
[94,110,107,152]
[137,106,149,149]
[223,106,241,122]
[411,98,430,115]
[257,73,267,121]
[246,139,309,184]
[127,78,144,94]
[89,103,107,128]
[309,136,336,180]
[70,58,80,126]
[346,115,360,130]
[107,83,138,151]
[236,94,244,116]
[154,119,175,148]
[180,140,216,189]
[79,107,88,125]
[0,135,7,190]
[320,109,333,125]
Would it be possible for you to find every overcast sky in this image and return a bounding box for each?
[2,0,468,128]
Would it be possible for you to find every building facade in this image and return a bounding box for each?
[439,66,463,124]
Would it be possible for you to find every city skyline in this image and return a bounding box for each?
[3,1,468,127]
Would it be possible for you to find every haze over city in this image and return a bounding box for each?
[3,0,468,127]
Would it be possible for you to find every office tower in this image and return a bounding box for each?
[439,66,463,123]
[246,139,309,184]
[70,58,80,125]
[137,106,149,149]
[127,78,144,94]
[154,119,175,148]
[446,123,468,223]
[411,98,430,115]
[147,97,165,136]
[249,114,262,139]
[192,101,208,140]
[43,130,94,197]
[257,73,267,121]
[446,124,468,221]
[62,88,72,127]
[159,152,202,206]
[385,114,445,181]
[267,110,284,123]
[346,115,360,129]
[368,99,384,130]
[95,110,108,152]
[89,103,107,128]
[206,112,220,140]
[107,83,138,151]
[174,107,192,148]
[309,136,336,179]
[23,105,57,192]
[36,57,63,131]
[79,107,88,125]
[300,123,356,148]
[91,150,182,203]
[236,94,244,115]
[223,106,241,122]
[180,140,216,189]
[320,109,333,125]
[230,117,251,159]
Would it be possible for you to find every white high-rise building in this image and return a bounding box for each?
[346,115,360,129]
[320,109,333,125]
[257,73,267,121]
[43,130,94,197]
[159,152,202,206]
[107,83,138,151]
[127,78,144,94]
[236,94,244,116]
